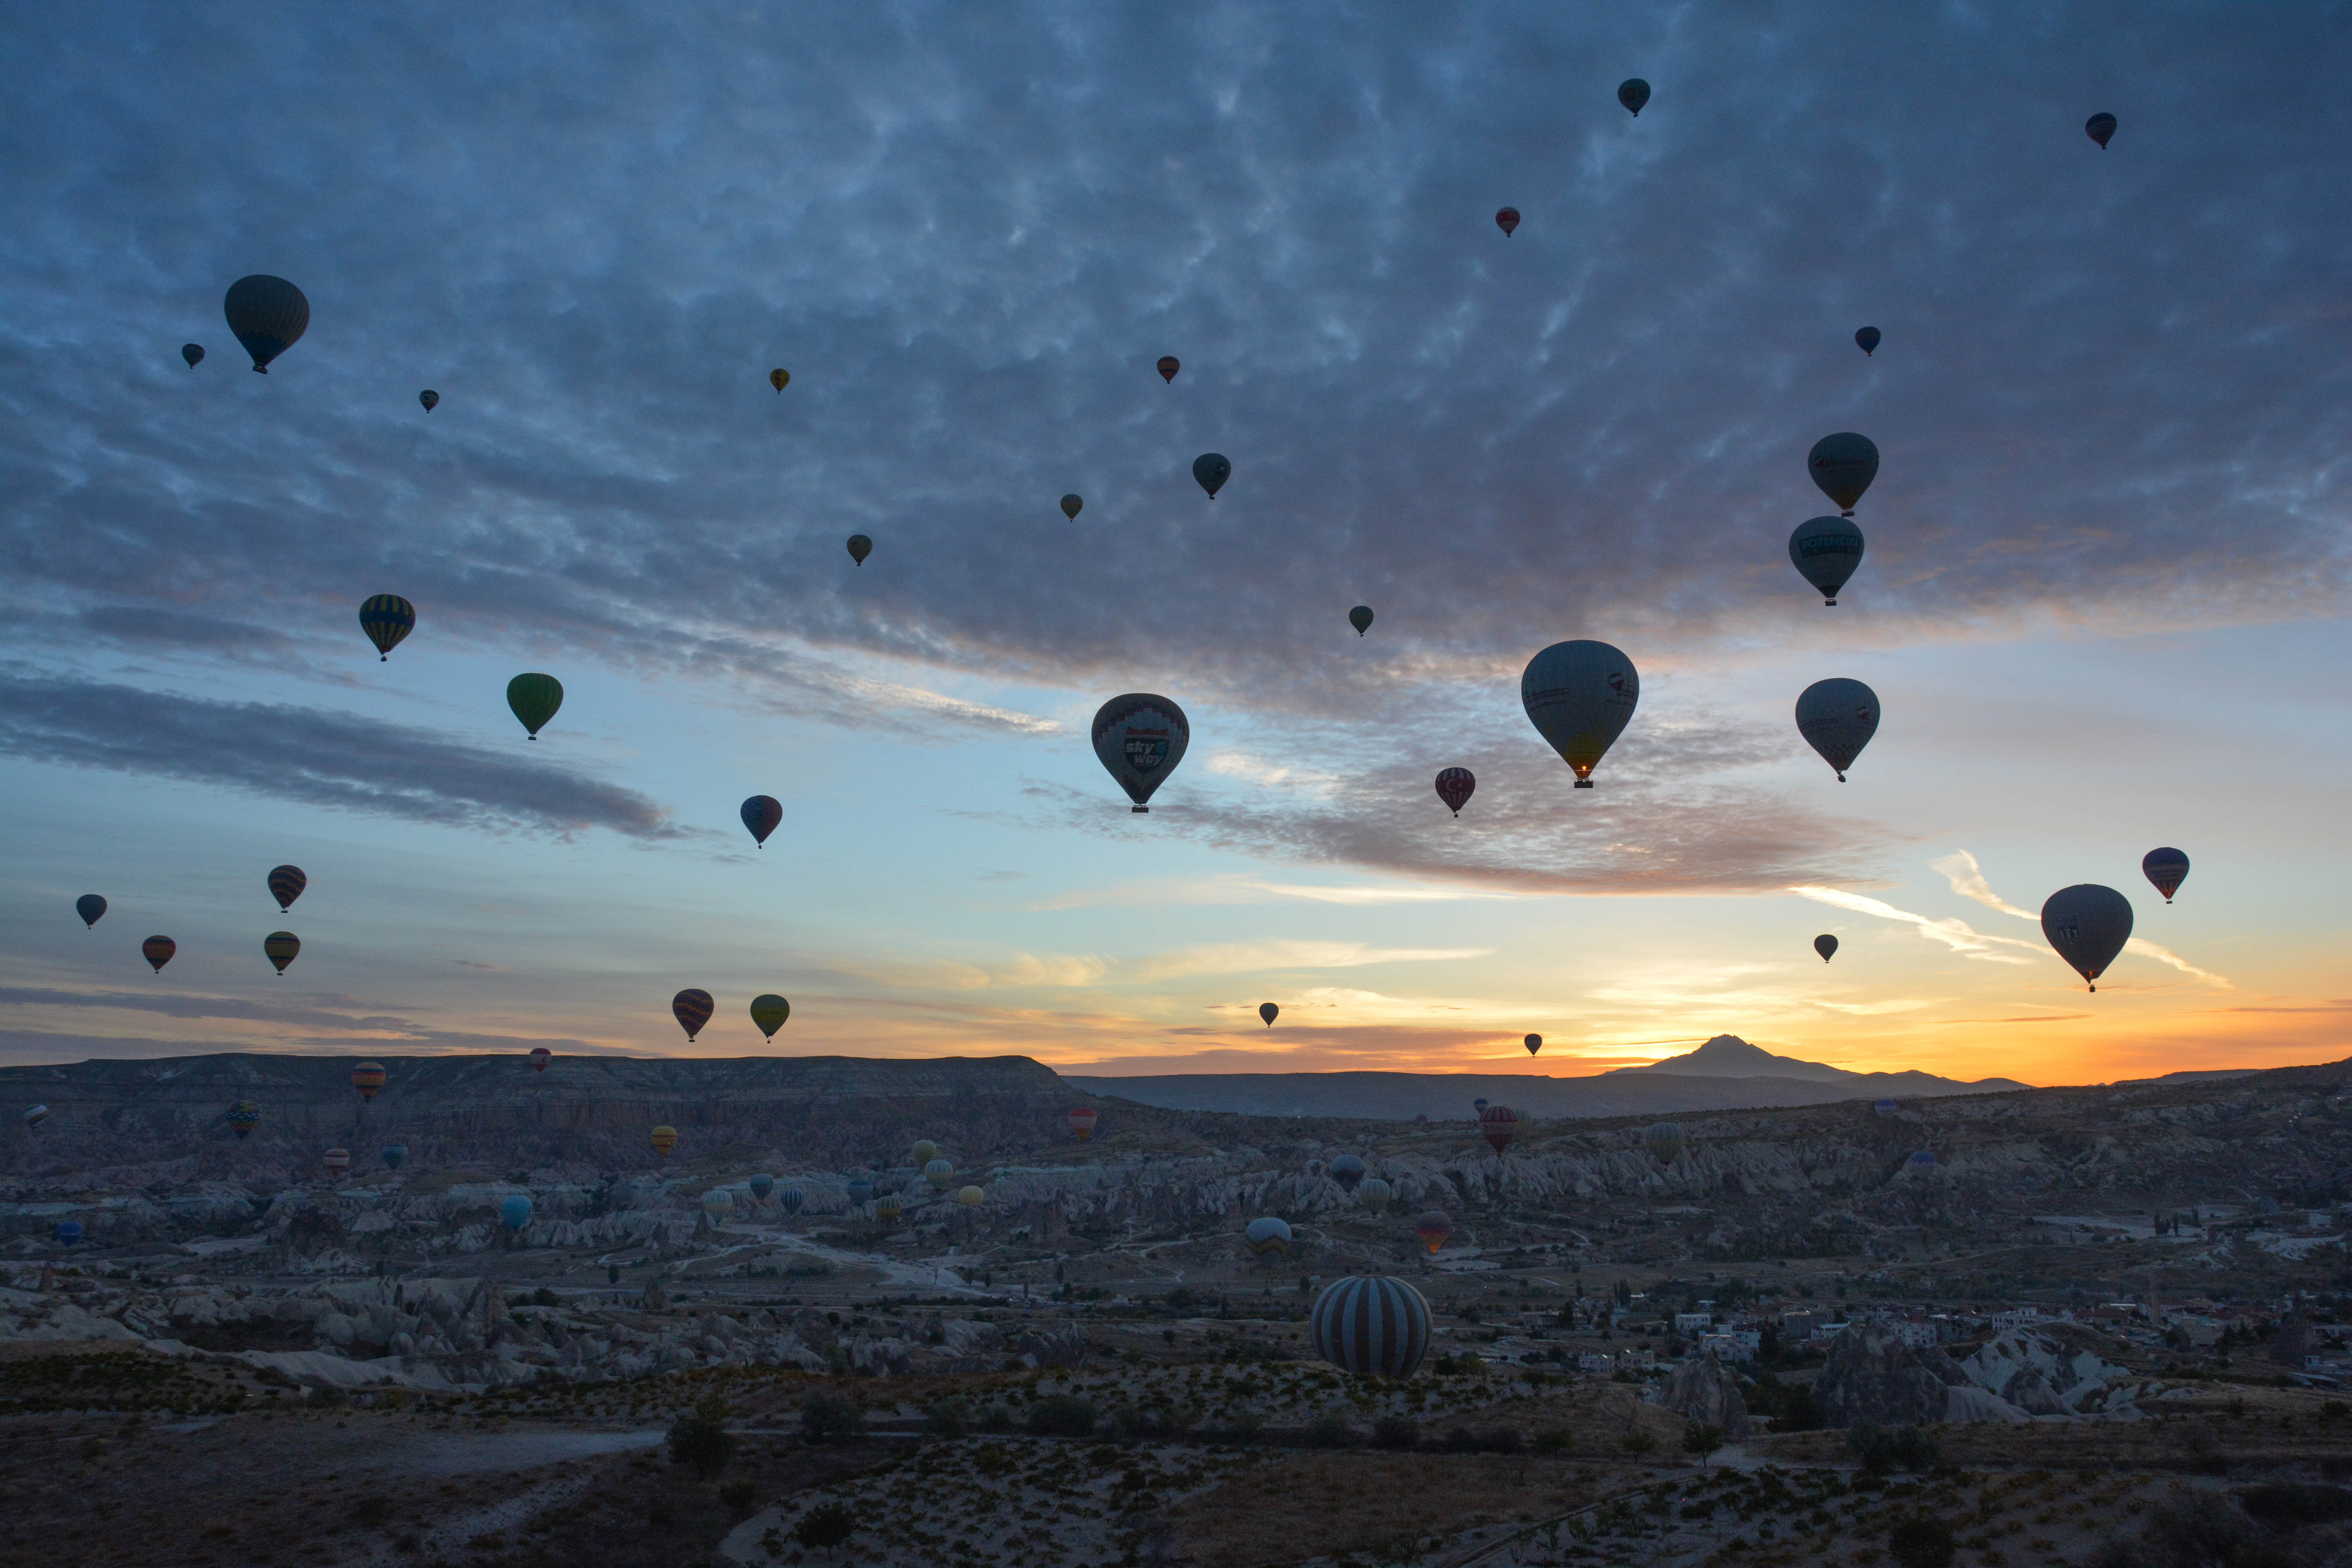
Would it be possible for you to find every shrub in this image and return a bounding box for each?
[1621,1430,1658,1454]
[668,1392,736,1479]
[976,1403,1014,1434]
[1214,1408,1264,1443]
[2237,1482,2352,1528]
[1530,1426,1572,1454]
[1167,1285,1199,1310]
[925,1397,970,1437]
[794,1502,857,1549]
[1848,1422,1941,1474]
[1443,1426,1479,1453]
[1026,1394,1100,1437]
[1683,1422,1724,1466]
[1481,1426,1523,1455]
[1303,1412,1354,1448]
[1888,1513,1955,1568]
[719,1479,760,1517]
[802,1390,866,1444]
[530,1287,559,1307]
[1372,1414,1419,1450]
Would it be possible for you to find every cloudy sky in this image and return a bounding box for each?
[4,4,2347,1086]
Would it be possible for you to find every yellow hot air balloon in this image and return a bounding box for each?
[650,1125,679,1158]
[749,994,790,1039]
[957,1185,985,1207]
[769,368,790,392]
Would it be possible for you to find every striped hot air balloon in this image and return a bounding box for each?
[22,1105,48,1131]
[323,1148,351,1175]
[1478,1103,1519,1155]
[350,1061,386,1100]
[924,1159,955,1192]
[1357,1176,1392,1205]
[359,595,416,661]
[649,1125,679,1158]
[875,1194,903,1224]
[1068,1107,1098,1142]
[1644,1122,1686,1164]
[263,931,301,974]
[1311,1275,1433,1378]
[702,1189,734,1223]
[226,1101,260,1140]
[779,1186,805,1214]
[267,864,307,912]
[1244,1216,1292,1256]
[672,989,715,1041]
[142,936,176,972]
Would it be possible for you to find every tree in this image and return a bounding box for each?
[1682,1422,1724,1468]
[794,1502,856,1549]
[802,1390,866,1444]
[1887,1514,1955,1568]
[667,1391,736,1480]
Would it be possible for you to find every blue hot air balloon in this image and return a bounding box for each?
[749,1173,775,1201]
[740,795,783,848]
[381,1143,407,1170]
[847,1179,875,1206]
[780,1186,806,1214]
[75,895,107,929]
[1906,1150,1937,1171]
[499,1194,534,1230]
[54,1221,84,1248]
[1328,1154,1365,1193]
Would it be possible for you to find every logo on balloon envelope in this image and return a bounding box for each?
[1521,641,1639,788]
[1093,693,1190,812]
[1123,736,1169,772]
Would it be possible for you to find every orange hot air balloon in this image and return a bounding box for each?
[1069,1107,1098,1142]
[672,989,715,1041]
[1478,1103,1518,1155]
[1414,1210,1456,1254]
[650,1125,678,1158]
[351,1062,386,1100]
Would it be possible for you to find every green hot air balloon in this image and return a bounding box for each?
[911,1140,939,1166]
[507,673,563,739]
[1808,433,1879,515]
[1795,678,1880,781]
[1060,494,1083,520]
[846,534,872,564]
[1788,517,1864,606]
[1348,606,1374,637]
[1521,640,1639,788]
[2041,884,2133,992]
[1192,453,1231,499]
[749,994,791,1039]
[223,275,309,372]
[1092,693,1190,813]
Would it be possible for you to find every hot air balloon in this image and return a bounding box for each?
[1906,1149,1937,1171]
[2143,848,2190,904]
[1092,693,1190,813]
[1855,327,1881,357]
[1523,640,1639,788]
[323,1148,351,1175]
[846,534,872,564]
[1434,767,1475,817]
[268,865,307,912]
[506,673,563,739]
[181,343,204,368]
[702,1189,734,1223]
[1069,1107,1098,1141]
[1157,356,1180,383]
[749,994,790,1039]
[1348,606,1374,637]
[381,1143,407,1169]
[846,1178,874,1205]
[227,1101,260,1140]
[501,1194,534,1230]
[742,1173,771,1202]
[650,1125,679,1158]
[1312,1275,1432,1377]
[1873,1098,1898,1117]
[740,795,783,847]
[263,931,301,974]
[516,1046,547,1076]
[770,368,791,392]
[351,1062,386,1100]
[1473,1098,1488,1111]
[1815,934,1838,963]
[1524,1034,1543,1056]
[54,1221,83,1248]
[1414,1210,1456,1254]
[359,595,416,661]
[419,390,439,412]
[924,1159,955,1192]
[2041,884,2133,991]
[1060,494,1083,520]
[1479,1104,1519,1155]
[672,989,715,1041]
[2086,112,2116,149]
[21,1106,46,1131]
[1644,1122,1685,1163]
[1244,1216,1292,1256]
[910,1140,938,1166]
[1618,78,1651,115]
[223,275,309,372]
[1192,453,1230,498]
[1796,678,1880,781]
[957,1184,984,1207]
[142,936,176,972]
[875,1194,903,1224]
[1807,433,1879,515]
[1788,516,1865,606]
[75,895,105,929]
[1329,1154,1365,1193]
[1358,1177,1392,1205]
[1259,1003,1279,1027]
[1495,207,1520,236]
[781,1186,806,1214]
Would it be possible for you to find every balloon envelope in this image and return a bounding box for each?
[769,368,790,392]
[957,1185,984,1206]
[1060,494,1083,520]
[1522,641,1638,786]
[1092,693,1190,811]
[924,1158,955,1191]
[181,343,204,368]
[1068,1107,1098,1142]
[1348,606,1374,637]
[1259,1002,1278,1026]
[846,1178,874,1205]
[749,994,790,1038]
[2143,848,2190,903]
[650,1125,679,1157]
[21,1106,46,1130]
[846,534,872,564]
[1328,1154,1365,1192]
[701,1189,734,1223]
[672,989,715,1041]
[323,1148,351,1174]
[1495,206,1519,236]
[1479,1104,1519,1155]
[1434,767,1475,816]
[1788,516,1865,605]
[1855,326,1881,356]
[2086,112,2116,149]
[75,895,106,929]
[351,1062,386,1100]
[1414,1210,1456,1253]
[1192,452,1230,498]
[501,1194,534,1230]
[1874,1098,1898,1116]
[1907,1149,1937,1169]
[54,1221,82,1247]
[780,1186,805,1214]
[1796,678,1880,780]
[911,1140,938,1165]
[1815,934,1838,963]
[1618,78,1651,115]
[268,865,307,911]
[506,673,563,738]
[1358,1177,1392,1203]
[875,1194,903,1223]
[1312,1275,1432,1377]
[2041,884,2133,990]
[419,390,439,412]
[740,795,783,846]
[1808,433,1879,513]
[1156,356,1180,383]
[1644,1122,1685,1163]
[263,931,301,973]
[749,1173,774,1200]
[223,275,309,372]
[227,1101,260,1139]
[359,595,416,661]
[142,936,176,972]
[1244,1216,1292,1256]
[1524,1034,1543,1056]
[529,1046,551,1073]
[381,1143,406,1169]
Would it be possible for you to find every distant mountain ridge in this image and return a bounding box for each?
[1067,1035,2025,1122]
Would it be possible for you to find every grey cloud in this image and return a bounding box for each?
[0,671,680,838]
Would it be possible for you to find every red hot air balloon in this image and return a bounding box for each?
[1069,1107,1098,1142]
[1495,207,1520,237]
[142,936,176,973]
[1434,767,1475,817]
[351,1062,387,1100]
[740,795,783,847]
[323,1148,351,1175]
[1478,1103,1519,1155]
[1156,356,1180,383]
[673,989,715,1041]
[529,1046,552,1073]
[1414,1210,1456,1254]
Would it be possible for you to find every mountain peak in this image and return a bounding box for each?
[1604,1034,1853,1083]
